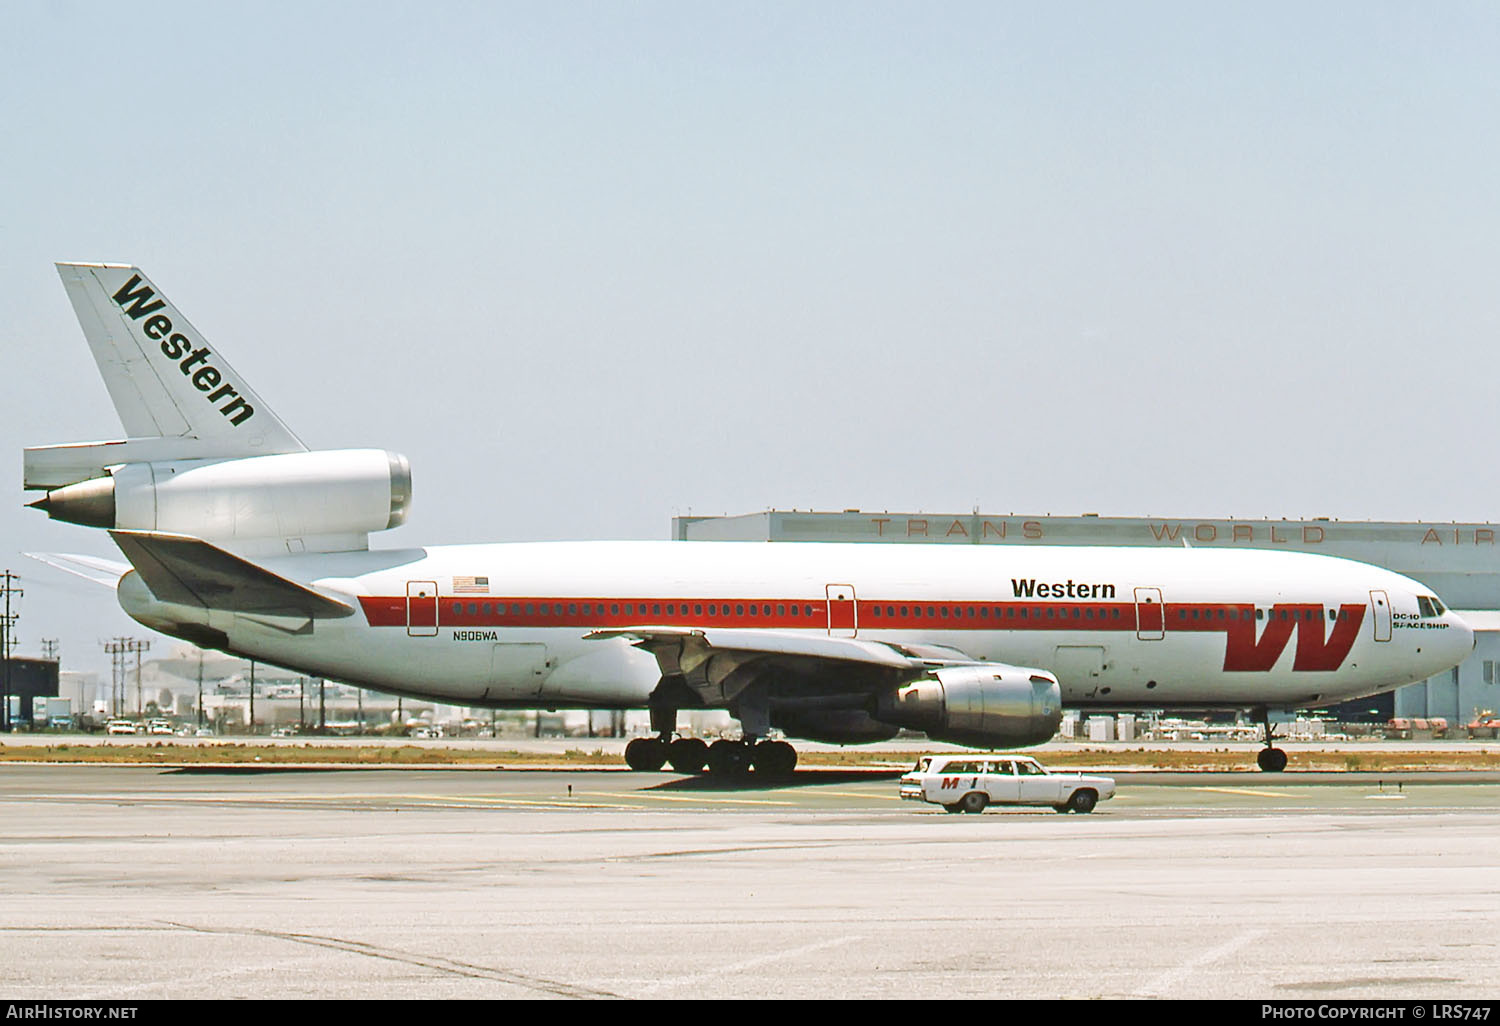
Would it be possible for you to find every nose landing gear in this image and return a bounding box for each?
[1255,707,1289,772]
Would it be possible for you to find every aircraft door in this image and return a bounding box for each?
[491,643,550,697]
[826,584,857,638]
[1370,590,1392,642]
[1134,587,1165,640]
[407,581,438,637]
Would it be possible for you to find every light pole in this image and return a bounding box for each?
[1,570,23,732]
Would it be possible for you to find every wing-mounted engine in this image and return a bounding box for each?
[873,663,1062,748]
[28,449,411,554]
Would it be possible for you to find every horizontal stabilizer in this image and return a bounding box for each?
[109,530,354,619]
[23,552,133,587]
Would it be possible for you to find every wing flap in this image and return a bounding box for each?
[109,530,353,619]
[586,625,923,670]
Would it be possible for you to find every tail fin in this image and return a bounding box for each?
[54,262,305,455]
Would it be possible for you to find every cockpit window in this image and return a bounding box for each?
[1417,596,1445,618]
[1431,596,1446,616]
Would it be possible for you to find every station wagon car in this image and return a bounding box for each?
[900,754,1116,814]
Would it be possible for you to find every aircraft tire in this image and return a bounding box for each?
[1257,747,1288,773]
[625,737,668,772]
[667,737,709,774]
[752,740,797,780]
[706,739,750,777]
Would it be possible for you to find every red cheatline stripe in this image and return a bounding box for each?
[361,596,1144,630]
[359,595,1364,633]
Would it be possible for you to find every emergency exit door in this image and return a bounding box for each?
[826,584,857,638]
[407,581,438,637]
[1135,587,1165,641]
[1370,589,1392,642]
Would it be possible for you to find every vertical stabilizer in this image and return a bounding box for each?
[54,263,305,456]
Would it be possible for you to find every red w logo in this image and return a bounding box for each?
[1222,604,1365,672]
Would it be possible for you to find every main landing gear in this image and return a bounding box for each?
[1255,707,1289,773]
[624,734,798,780]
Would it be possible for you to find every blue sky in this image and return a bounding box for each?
[4,2,1500,676]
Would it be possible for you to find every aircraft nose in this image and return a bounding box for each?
[1445,609,1476,664]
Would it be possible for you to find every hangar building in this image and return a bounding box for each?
[673,511,1500,725]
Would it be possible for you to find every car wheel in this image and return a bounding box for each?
[1067,789,1098,814]
[960,792,988,814]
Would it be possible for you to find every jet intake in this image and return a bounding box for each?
[874,663,1062,748]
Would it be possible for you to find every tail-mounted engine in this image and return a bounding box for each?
[27,449,411,551]
[874,663,1062,748]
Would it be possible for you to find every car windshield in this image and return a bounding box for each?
[1017,761,1048,776]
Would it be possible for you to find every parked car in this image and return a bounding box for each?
[900,754,1116,814]
[105,719,139,735]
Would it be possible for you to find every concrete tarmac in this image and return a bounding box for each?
[2,764,1498,1000]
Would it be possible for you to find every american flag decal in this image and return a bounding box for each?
[453,575,490,594]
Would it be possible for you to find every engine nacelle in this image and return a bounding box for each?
[31,449,411,547]
[874,663,1062,748]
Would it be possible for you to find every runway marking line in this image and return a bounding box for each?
[1133,928,1266,998]
[1188,786,1297,798]
[1365,794,1409,800]
[803,790,900,800]
[636,934,862,996]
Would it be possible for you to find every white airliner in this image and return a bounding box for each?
[25,263,1474,774]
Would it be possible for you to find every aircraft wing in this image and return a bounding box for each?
[586,626,977,707]
[109,530,354,619]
